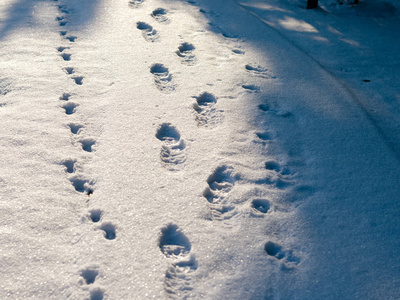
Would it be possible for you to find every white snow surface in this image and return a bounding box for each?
[0,0,399,299]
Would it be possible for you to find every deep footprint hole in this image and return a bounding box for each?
[80,139,96,152]
[251,199,270,214]
[62,159,76,173]
[265,160,281,172]
[178,42,195,53]
[100,222,117,240]
[89,209,103,222]
[256,131,272,141]
[62,102,78,115]
[137,21,152,31]
[69,177,87,193]
[61,53,71,61]
[81,267,98,284]
[194,92,216,106]
[72,76,83,85]
[68,123,83,134]
[66,35,77,42]
[152,8,167,16]
[150,63,168,74]
[57,46,69,52]
[159,223,191,257]
[264,241,284,259]
[64,67,74,74]
[90,288,104,300]
[156,123,180,142]
[59,93,71,100]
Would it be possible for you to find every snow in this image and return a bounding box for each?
[0,0,399,299]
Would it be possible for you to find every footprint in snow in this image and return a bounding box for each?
[99,222,117,240]
[62,102,78,115]
[176,42,196,66]
[137,22,159,42]
[242,84,260,92]
[89,287,105,300]
[150,64,175,93]
[245,64,274,79]
[68,123,83,134]
[159,224,198,298]
[72,76,83,85]
[151,8,170,24]
[59,92,71,101]
[80,266,99,285]
[57,46,69,52]
[69,176,94,195]
[203,165,239,222]
[264,241,300,269]
[159,223,191,258]
[61,159,76,173]
[129,0,145,8]
[64,67,74,75]
[155,123,186,170]
[192,92,223,128]
[60,53,71,61]
[88,209,103,223]
[66,35,77,42]
[79,138,96,152]
[57,5,70,14]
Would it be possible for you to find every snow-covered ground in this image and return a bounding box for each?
[0,0,399,299]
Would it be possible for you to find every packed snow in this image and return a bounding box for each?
[0,0,399,299]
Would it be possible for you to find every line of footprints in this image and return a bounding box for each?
[54,1,114,299]
[131,0,300,297]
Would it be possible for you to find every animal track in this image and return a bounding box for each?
[89,209,103,222]
[79,138,96,152]
[68,123,83,134]
[99,222,116,240]
[159,223,191,258]
[136,22,159,42]
[57,46,69,52]
[151,8,169,23]
[66,35,77,42]
[264,241,299,268]
[232,49,245,55]
[156,123,186,170]
[129,0,145,8]
[159,224,197,298]
[64,67,74,74]
[58,5,69,14]
[176,43,196,65]
[192,92,222,128]
[62,102,78,115]
[242,84,260,92]
[89,287,104,300]
[81,266,99,284]
[69,176,93,195]
[72,76,83,85]
[150,64,175,92]
[59,31,67,36]
[255,131,273,141]
[60,53,71,61]
[59,92,71,101]
[245,64,273,78]
[251,199,271,214]
[62,159,76,173]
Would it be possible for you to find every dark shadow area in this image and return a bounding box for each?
[0,0,101,41]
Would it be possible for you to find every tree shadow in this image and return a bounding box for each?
[0,0,101,40]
